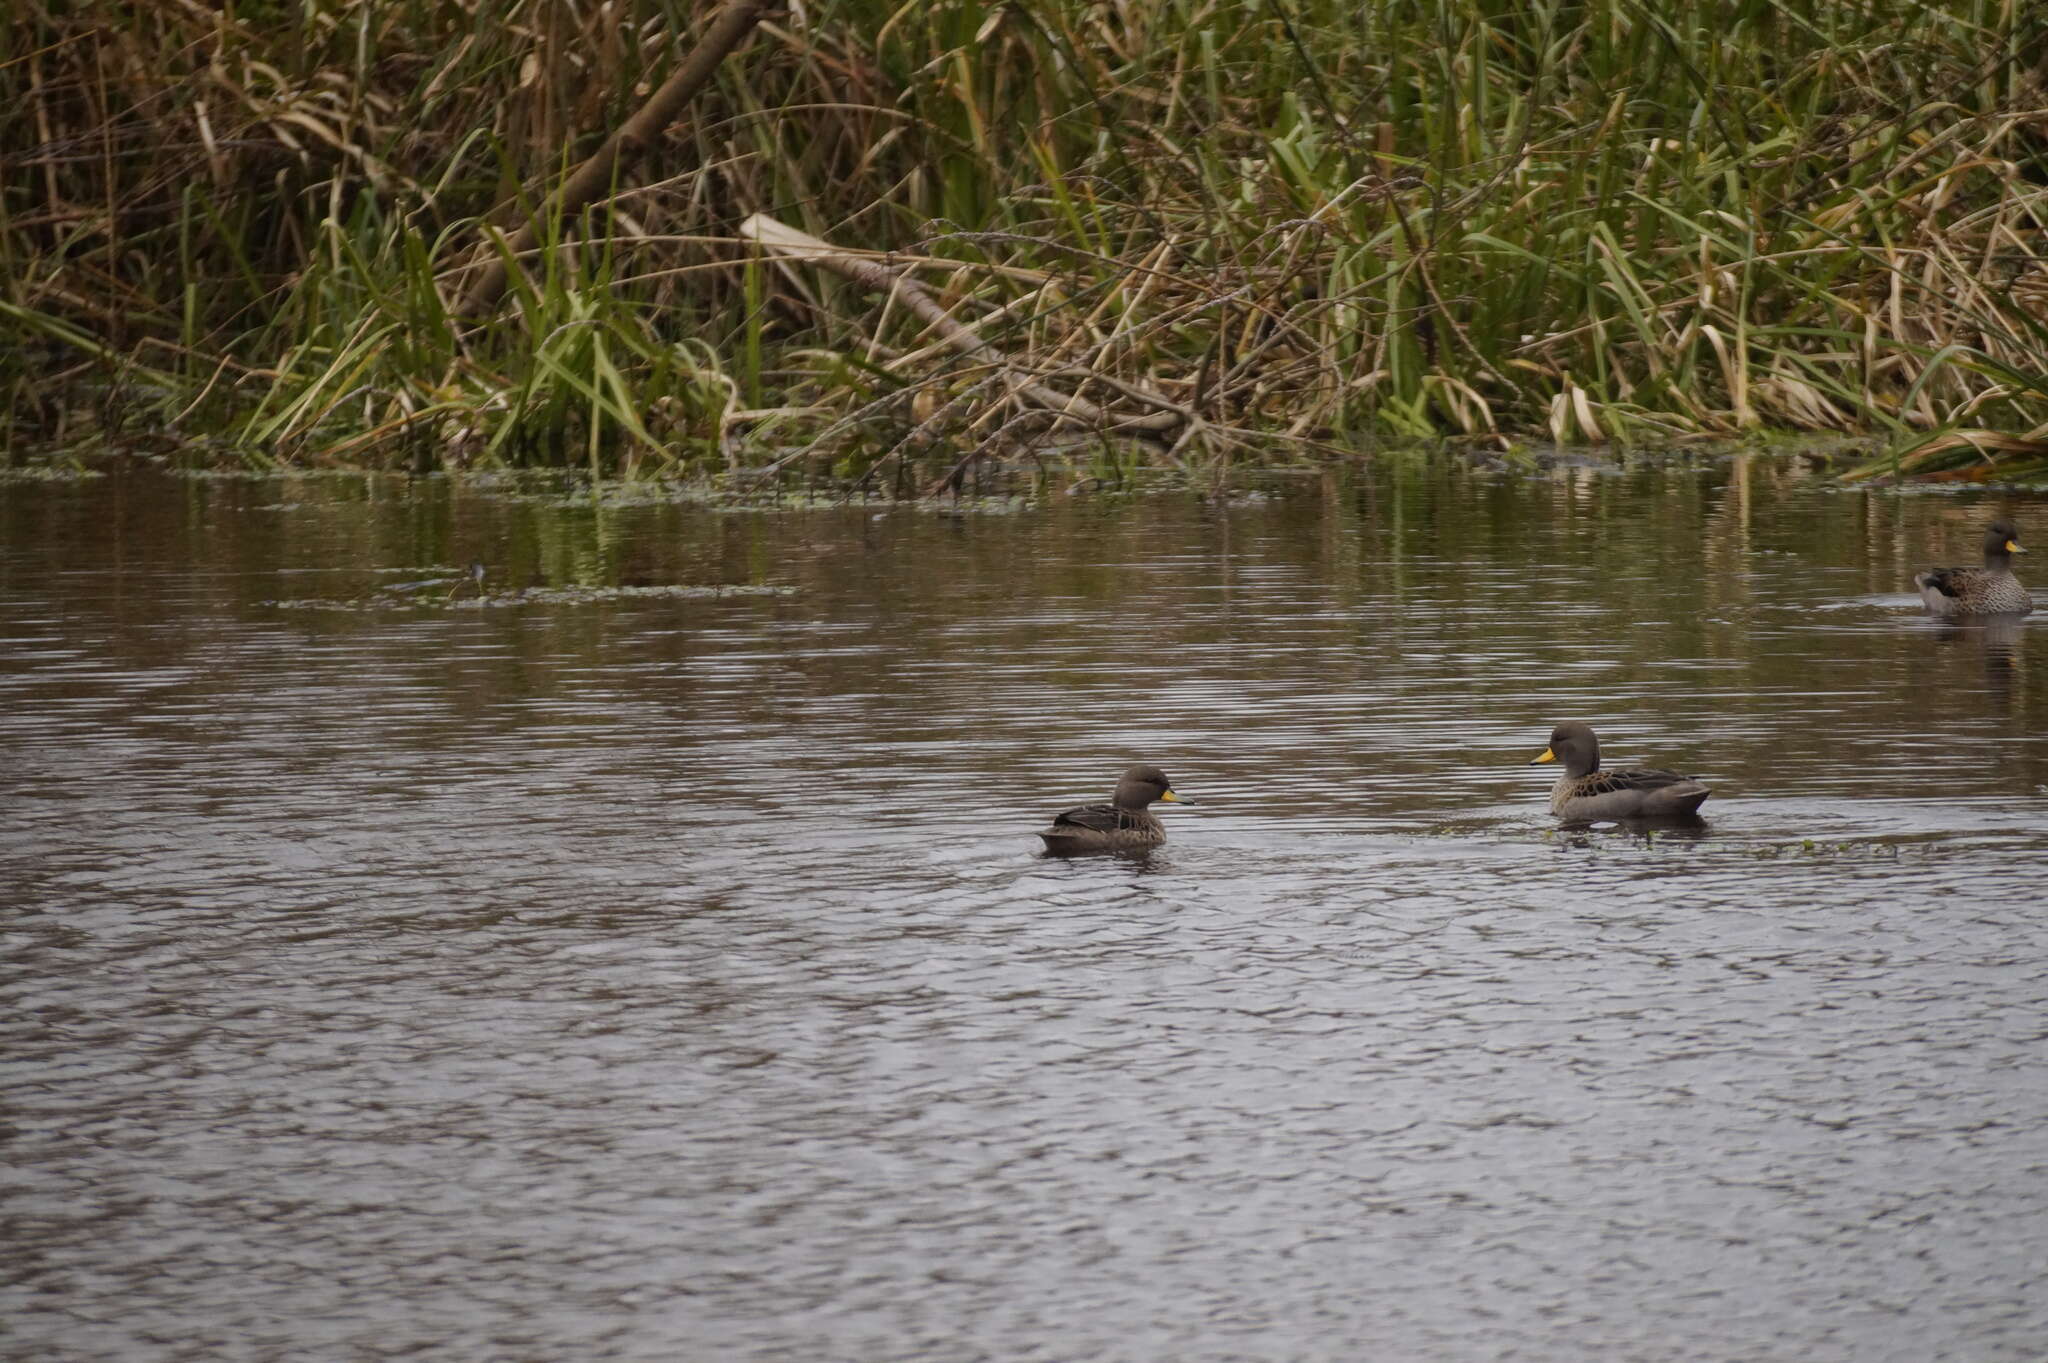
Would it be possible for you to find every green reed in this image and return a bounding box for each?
[3,0,2045,477]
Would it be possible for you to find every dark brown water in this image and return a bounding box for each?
[4,458,2046,1361]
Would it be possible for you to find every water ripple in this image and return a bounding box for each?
[3,466,2047,1361]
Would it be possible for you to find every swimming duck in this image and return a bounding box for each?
[1914,520,2031,617]
[1528,722,1711,821]
[1039,764,1184,853]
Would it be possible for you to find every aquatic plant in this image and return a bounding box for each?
[4,0,2046,480]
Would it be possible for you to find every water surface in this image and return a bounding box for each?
[4,457,2046,1360]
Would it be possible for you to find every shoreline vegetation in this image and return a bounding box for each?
[5,0,2048,488]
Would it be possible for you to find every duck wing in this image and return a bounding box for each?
[1916,566,1975,599]
[1049,802,1126,834]
[1579,766,1699,796]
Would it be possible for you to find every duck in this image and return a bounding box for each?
[1527,722,1710,821]
[1914,520,2031,617]
[1038,764,1184,853]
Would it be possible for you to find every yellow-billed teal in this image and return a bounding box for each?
[1528,722,1711,821]
[1915,520,2030,617]
[1039,764,1184,853]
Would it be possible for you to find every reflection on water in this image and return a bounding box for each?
[4,459,2047,1361]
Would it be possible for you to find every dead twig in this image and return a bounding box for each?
[457,0,781,319]
[737,213,1188,440]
